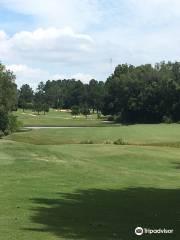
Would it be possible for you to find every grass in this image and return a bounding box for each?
[6,123,180,145]
[1,123,180,239]
[14,109,105,127]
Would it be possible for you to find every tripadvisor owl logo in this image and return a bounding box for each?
[135,227,144,236]
[135,226,174,236]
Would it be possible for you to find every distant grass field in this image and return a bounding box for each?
[14,109,105,127]
[1,123,180,239]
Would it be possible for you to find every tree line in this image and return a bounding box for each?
[102,62,180,123]
[18,79,105,116]
[2,61,180,135]
[18,61,180,124]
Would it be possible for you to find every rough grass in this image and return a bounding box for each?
[1,124,180,239]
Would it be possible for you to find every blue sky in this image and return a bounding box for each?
[0,0,180,89]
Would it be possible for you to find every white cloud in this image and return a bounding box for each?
[0,30,7,40]
[7,64,49,88]
[52,72,94,83]
[0,27,95,64]
[129,0,180,26]
[0,0,103,31]
[2,0,180,87]
[71,73,94,83]
[0,30,12,60]
[7,64,94,89]
[2,0,180,35]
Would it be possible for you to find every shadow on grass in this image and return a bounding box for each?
[27,188,180,240]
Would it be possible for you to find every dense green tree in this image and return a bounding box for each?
[18,84,34,111]
[0,63,18,134]
[71,105,80,118]
[43,78,103,111]
[0,64,17,112]
[33,82,49,115]
[44,80,64,109]
[81,105,90,119]
[0,111,9,133]
[102,62,180,123]
[88,80,105,113]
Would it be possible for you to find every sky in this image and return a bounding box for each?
[0,0,180,89]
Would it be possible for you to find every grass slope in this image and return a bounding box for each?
[1,124,180,239]
[7,124,180,145]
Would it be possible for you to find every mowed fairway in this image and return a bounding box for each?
[14,109,105,127]
[1,124,180,239]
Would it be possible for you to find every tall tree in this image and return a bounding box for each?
[18,84,34,111]
[0,63,18,134]
[34,82,49,115]
[0,64,17,112]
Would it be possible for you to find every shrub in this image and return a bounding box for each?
[104,140,112,144]
[71,106,80,118]
[97,112,102,119]
[98,115,106,120]
[162,116,173,124]
[0,131,4,138]
[114,114,122,123]
[0,111,22,136]
[81,105,90,118]
[113,138,127,145]
[0,111,9,133]
[8,114,22,133]
[107,115,114,121]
